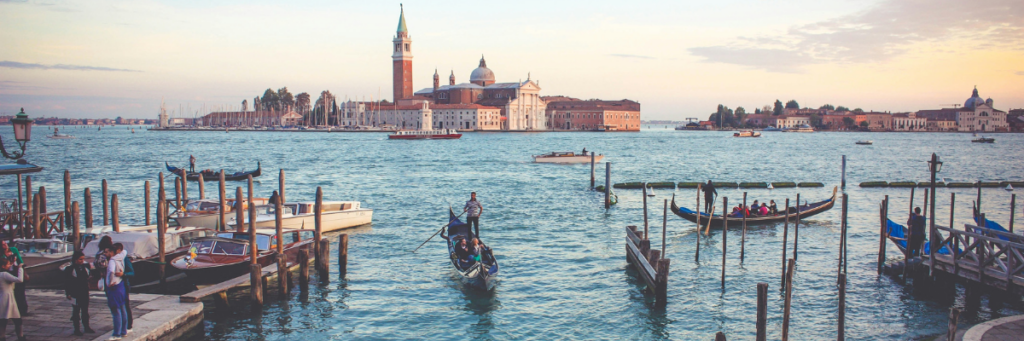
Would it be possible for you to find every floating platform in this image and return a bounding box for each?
[614,181,824,189]
[860,181,1023,188]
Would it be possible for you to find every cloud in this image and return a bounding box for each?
[609,54,655,60]
[1017,71,1024,76]
[0,61,141,72]
[689,0,1024,72]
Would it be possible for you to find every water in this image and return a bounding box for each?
[6,125,1023,340]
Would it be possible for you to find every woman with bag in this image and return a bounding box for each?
[0,256,26,341]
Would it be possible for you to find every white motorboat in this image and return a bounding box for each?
[172,198,269,229]
[856,140,873,145]
[229,201,373,233]
[533,151,604,164]
[783,124,815,133]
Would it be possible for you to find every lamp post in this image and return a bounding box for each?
[0,108,33,160]
[927,153,943,272]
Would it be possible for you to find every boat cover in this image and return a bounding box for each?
[972,215,1011,241]
[82,232,179,259]
[887,219,952,254]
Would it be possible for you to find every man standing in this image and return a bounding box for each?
[463,192,483,238]
[907,207,926,256]
[702,180,717,213]
[189,155,197,173]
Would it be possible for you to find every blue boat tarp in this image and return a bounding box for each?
[887,219,952,255]
[972,215,1011,241]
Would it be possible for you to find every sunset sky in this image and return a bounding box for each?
[1,0,1022,119]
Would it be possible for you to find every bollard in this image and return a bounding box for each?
[144,181,151,226]
[111,194,120,232]
[782,258,796,341]
[756,283,767,341]
[339,234,349,278]
[298,249,310,290]
[102,179,108,226]
[319,238,330,283]
[250,263,263,306]
[84,188,93,228]
[277,253,288,296]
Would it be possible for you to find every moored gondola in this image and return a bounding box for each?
[670,187,838,228]
[166,161,261,181]
[440,209,498,290]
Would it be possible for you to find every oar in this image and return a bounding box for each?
[704,205,717,236]
[411,210,468,253]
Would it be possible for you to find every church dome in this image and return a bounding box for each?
[469,56,495,85]
[985,98,993,107]
[964,87,985,109]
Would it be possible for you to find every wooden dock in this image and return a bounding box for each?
[180,246,315,303]
[625,225,670,304]
[923,224,1024,295]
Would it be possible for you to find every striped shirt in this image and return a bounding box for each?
[464,199,482,217]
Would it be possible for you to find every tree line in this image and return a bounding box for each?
[707,99,865,128]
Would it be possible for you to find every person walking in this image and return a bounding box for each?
[907,207,926,257]
[463,192,483,238]
[702,180,718,213]
[189,155,197,173]
[0,241,27,316]
[64,251,95,336]
[0,256,25,341]
[119,244,135,332]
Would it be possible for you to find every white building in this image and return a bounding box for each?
[775,115,811,129]
[431,104,502,130]
[891,112,928,131]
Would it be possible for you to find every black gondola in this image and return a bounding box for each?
[440,208,498,290]
[166,161,261,181]
[670,187,838,228]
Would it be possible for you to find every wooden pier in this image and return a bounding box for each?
[624,225,670,304]
[923,224,1024,295]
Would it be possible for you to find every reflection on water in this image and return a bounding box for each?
[7,126,1024,340]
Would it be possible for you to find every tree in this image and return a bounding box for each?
[842,117,855,129]
[734,107,747,126]
[277,87,294,111]
[853,108,864,113]
[835,106,850,112]
[773,100,784,116]
[754,108,761,114]
[261,88,278,111]
[242,99,248,111]
[295,92,311,114]
[859,121,869,128]
[785,100,800,109]
[819,104,835,110]
[708,104,736,127]
[809,114,822,128]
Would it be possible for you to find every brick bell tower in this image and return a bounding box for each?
[392,4,413,102]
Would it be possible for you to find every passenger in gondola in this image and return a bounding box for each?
[750,201,761,216]
[469,238,487,265]
[759,204,769,216]
[730,207,742,218]
[581,148,587,156]
[454,238,473,268]
[769,200,779,215]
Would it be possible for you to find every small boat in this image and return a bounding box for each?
[856,140,873,145]
[78,227,218,290]
[441,209,498,290]
[733,131,761,137]
[783,124,815,133]
[971,137,995,143]
[228,201,373,233]
[646,183,656,197]
[533,151,604,164]
[17,237,75,289]
[170,229,316,285]
[388,129,462,140]
[172,198,269,229]
[166,162,261,181]
[47,127,74,139]
[670,187,838,228]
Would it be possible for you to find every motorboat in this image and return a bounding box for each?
[733,131,762,137]
[783,124,815,133]
[532,151,604,164]
[228,201,373,233]
[388,129,462,140]
[47,127,74,139]
[172,198,269,229]
[972,137,995,143]
[856,140,873,145]
[16,238,75,288]
[170,229,315,285]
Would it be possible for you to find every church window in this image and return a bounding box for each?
[404,43,410,51]
[395,44,399,52]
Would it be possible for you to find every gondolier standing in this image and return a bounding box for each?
[189,155,197,173]
[703,180,717,213]
[463,192,483,238]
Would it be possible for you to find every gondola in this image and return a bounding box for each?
[165,161,261,181]
[670,186,838,228]
[440,209,498,290]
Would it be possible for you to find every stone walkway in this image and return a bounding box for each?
[1,289,202,341]
[961,314,1024,341]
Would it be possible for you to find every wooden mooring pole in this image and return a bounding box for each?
[219,171,226,231]
[157,197,167,286]
[71,202,80,252]
[298,249,310,290]
[947,307,961,341]
[782,198,790,286]
[250,263,263,307]
[590,152,595,189]
[976,180,982,212]
[247,175,262,306]
[111,194,120,232]
[841,155,846,189]
[794,193,801,261]
[756,282,767,341]
[339,234,349,279]
[84,188,92,228]
[319,238,330,283]
[838,272,846,341]
[878,195,888,274]
[198,174,206,200]
[643,186,649,239]
[837,193,847,282]
[721,196,728,290]
[235,187,244,233]
[741,192,747,264]
[63,170,71,228]
[181,170,189,204]
[782,258,796,341]
[174,178,181,214]
[144,181,150,226]
[15,175,22,233]
[695,184,701,262]
[315,187,323,272]
[1010,194,1016,233]
[102,179,109,226]
[274,190,287,296]
[662,199,667,257]
[949,193,955,232]
[604,163,611,209]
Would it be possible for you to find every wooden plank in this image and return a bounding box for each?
[626,237,658,287]
[180,263,281,302]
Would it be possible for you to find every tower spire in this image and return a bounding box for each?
[396,4,408,37]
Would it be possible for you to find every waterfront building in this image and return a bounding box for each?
[916,87,1008,132]
[544,97,641,131]
[1008,109,1024,132]
[890,112,927,131]
[200,110,302,127]
[774,115,811,129]
[820,114,864,130]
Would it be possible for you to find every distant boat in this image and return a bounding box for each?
[783,124,814,133]
[733,131,761,137]
[646,184,656,197]
[47,127,74,139]
[533,151,603,164]
[856,140,873,145]
[972,137,995,143]
[388,129,462,140]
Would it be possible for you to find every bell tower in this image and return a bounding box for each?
[433,69,439,91]
[392,4,413,102]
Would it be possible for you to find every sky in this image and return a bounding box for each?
[0,0,1022,120]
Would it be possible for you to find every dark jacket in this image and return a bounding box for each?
[703,183,717,198]
[908,214,927,239]
[123,258,135,288]
[64,263,92,298]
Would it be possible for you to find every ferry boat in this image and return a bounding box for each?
[533,151,604,164]
[388,129,462,140]
[733,131,761,137]
[783,124,815,133]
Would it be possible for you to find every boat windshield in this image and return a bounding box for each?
[190,240,216,254]
[216,233,272,251]
[185,201,221,212]
[15,241,70,254]
[211,240,247,256]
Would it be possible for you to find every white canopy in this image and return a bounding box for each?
[82,231,183,259]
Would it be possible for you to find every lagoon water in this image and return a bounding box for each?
[6,125,1023,340]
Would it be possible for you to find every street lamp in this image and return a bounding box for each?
[0,108,33,160]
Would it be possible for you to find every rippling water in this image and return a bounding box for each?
[6,125,1023,340]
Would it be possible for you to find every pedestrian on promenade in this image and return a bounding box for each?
[463,192,483,238]
[65,250,95,335]
[0,256,25,341]
[0,241,27,316]
[189,155,197,173]
[907,207,926,257]
[104,244,128,340]
[118,244,135,332]
[702,180,717,213]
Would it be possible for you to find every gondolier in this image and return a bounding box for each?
[702,180,717,213]
[463,192,483,238]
